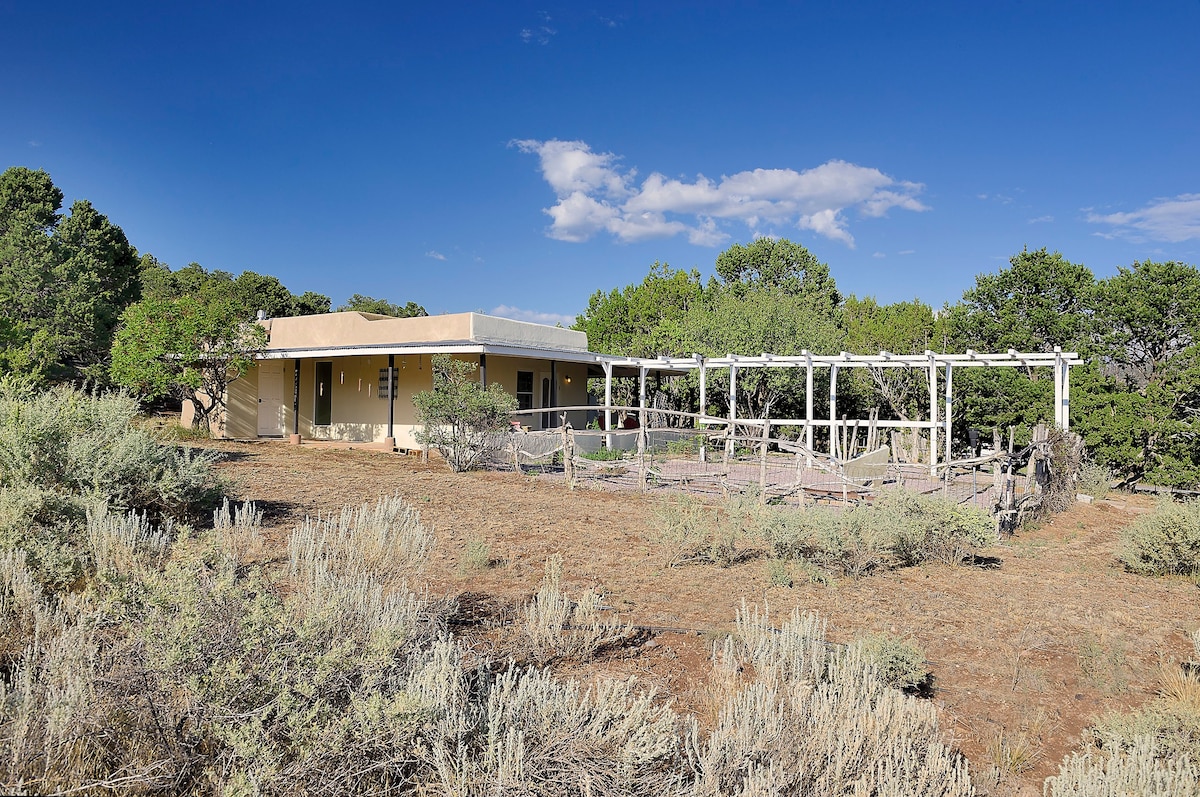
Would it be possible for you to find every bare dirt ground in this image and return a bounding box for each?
[208,439,1200,796]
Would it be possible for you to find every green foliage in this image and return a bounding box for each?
[460,535,492,572]
[651,494,746,567]
[1119,499,1200,577]
[0,167,140,384]
[581,445,627,461]
[0,382,222,587]
[854,632,929,691]
[141,259,334,321]
[842,295,942,421]
[110,294,268,432]
[753,490,994,576]
[414,354,518,472]
[337,293,428,317]
[955,247,1096,354]
[714,237,841,310]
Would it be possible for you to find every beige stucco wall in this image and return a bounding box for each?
[298,354,433,447]
[263,311,587,353]
[470,314,587,352]
[225,364,259,439]
[484,355,589,430]
[266,312,469,350]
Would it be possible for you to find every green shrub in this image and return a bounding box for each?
[855,632,929,691]
[1077,461,1113,500]
[0,383,223,588]
[1119,499,1200,577]
[414,354,518,472]
[581,446,627,461]
[460,534,492,571]
[755,491,994,577]
[651,494,744,567]
[875,489,995,567]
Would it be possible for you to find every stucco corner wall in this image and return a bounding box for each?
[471,314,587,351]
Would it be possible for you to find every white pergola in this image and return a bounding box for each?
[597,347,1083,474]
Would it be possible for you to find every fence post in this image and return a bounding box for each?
[637,423,647,492]
[759,418,770,501]
[561,416,574,489]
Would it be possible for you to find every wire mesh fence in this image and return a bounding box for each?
[484,413,1053,522]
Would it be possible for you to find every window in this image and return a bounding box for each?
[516,370,533,410]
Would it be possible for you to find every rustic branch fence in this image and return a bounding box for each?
[492,405,1068,530]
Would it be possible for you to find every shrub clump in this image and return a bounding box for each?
[414,354,518,472]
[855,632,930,692]
[1119,498,1200,577]
[0,381,223,587]
[749,489,995,577]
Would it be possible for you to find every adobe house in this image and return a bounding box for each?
[186,311,596,448]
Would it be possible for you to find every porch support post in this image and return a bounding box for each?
[550,361,558,427]
[927,352,938,476]
[829,364,838,458]
[385,354,396,448]
[804,351,814,466]
[603,360,613,448]
[291,358,301,443]
[479,353,487,387]
[638,365,647,430]
[944,362,953,468]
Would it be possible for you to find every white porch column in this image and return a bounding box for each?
[829,364,838,458]
[697,354,706,421]
[603,360,613,449]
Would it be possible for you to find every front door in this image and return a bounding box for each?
[257,362,287,436]
[314,361,333,427]
[540,372,552,429]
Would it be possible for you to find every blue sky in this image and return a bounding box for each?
[3,1,1198,325]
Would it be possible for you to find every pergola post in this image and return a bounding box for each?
[927,353,938,476]
[603,360,613,449]
[804,351,814,466]
[697,354,707,463]
[1053,347,1064,429]
[944,362,953,468]
[829,364,838,459]
[727,360,737,457]
[1062,357,1071,430]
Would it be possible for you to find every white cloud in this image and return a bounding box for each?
[1028,215,1054,224]
[425,250,446,260]
[1087,194,1200,243]
[520,12,556,44]
[898,249,916,255]
[27,140,41,148]
[872,251,886,259]
[514,139,927,247]
[490,304,576,327]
